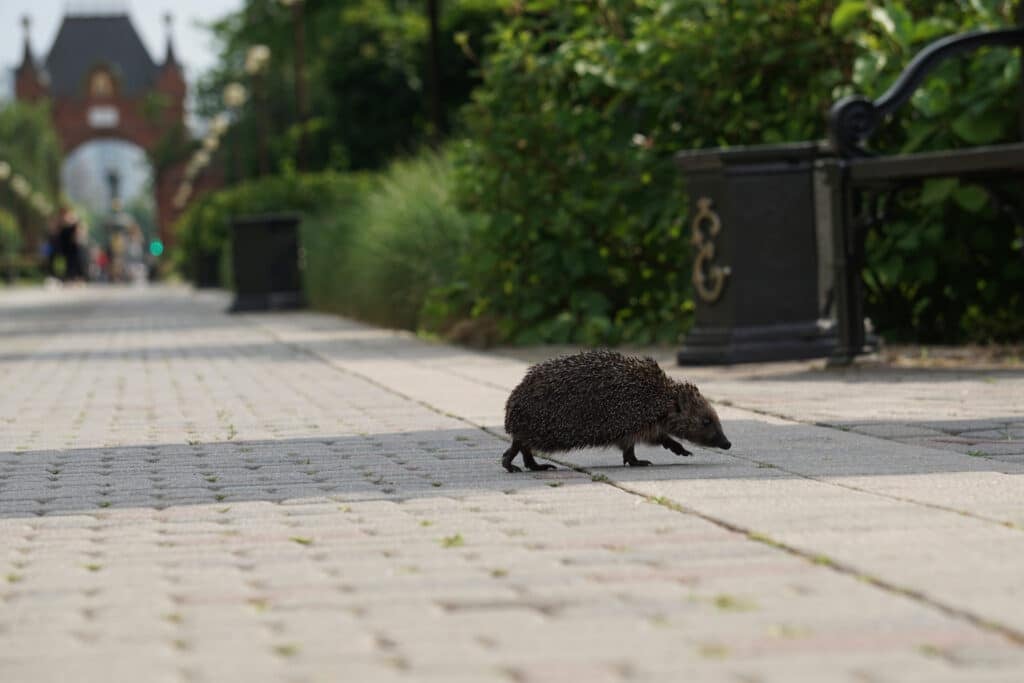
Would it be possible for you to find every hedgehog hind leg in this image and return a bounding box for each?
[620,442,652,467]
[521,446,556,471]
[501,441,523,472]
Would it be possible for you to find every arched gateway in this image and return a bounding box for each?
[15,11,205,248]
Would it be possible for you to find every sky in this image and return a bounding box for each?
[0,0,243,95]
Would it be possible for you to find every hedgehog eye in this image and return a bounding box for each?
[701,417,712,427]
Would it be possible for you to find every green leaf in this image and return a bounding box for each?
[869,7,896,40]
[951,112,1006,145]
[919,178,958,205]
[910,80,951,117]
[911,17,957,43]
[831,1,867,33]
[952,185,988,213]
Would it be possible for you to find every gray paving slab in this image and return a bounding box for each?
[2,286,1023,683]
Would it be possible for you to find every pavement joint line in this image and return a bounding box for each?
[711,399,1024,531]
[248,314,1024,650]
[723,446,1023,533]
[260,315,1024,534]
[718,398,1015,466]
[527,452,1024,650]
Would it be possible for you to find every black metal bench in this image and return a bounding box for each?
[824,24,1024,365]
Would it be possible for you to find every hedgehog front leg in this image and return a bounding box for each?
[521,447,556,471]
[620,444,652,467]
[659,436,692,457]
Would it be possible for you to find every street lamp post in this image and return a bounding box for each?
[426,0,444,143]
[223,83,248,183]
[245,45,272,177]
[279,0,309,171]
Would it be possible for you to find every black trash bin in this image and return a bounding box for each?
[676,142,837,364]
[228,213,305,313]
[193,249,222,289]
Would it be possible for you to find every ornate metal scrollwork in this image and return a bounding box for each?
[829,27,1024,158]
[829,96,881,158]
[690,197,731,303]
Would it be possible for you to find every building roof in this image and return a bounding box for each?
[44,14,158,98]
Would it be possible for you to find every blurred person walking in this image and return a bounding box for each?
[55,206,84,283]
[125,223,147,286]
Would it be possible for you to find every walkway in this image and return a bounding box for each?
[1,286,1023,682]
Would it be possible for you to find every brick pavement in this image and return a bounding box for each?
[1,286,1023,682]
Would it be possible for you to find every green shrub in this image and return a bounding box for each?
[453,0,848,345]
[302,150,483,332]
[173,171,365,286]
[454,0,1023,345]
[0,209,21,258]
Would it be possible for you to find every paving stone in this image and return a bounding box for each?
[3,286,1024,682]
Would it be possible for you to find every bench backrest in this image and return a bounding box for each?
[829,21,1024,158]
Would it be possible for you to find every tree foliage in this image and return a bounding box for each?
[452,0,849,344]
[0,101,62,245]
[196,0,508,174]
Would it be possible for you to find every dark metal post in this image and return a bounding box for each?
[1018,0,1024,139]
[426,0,444,141]
[292,0,308,170]
[255,72,270,176]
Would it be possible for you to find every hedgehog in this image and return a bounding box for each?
[501,350,731,472]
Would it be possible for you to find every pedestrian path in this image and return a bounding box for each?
[1,286,1023,682]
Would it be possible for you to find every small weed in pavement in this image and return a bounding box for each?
[697,643,730,659]
[248,598,270,612]
[967,450,986,457]
[274,644,300,658]
[290,537,314,546]
[713,594,757,612]
[441,534,464,548]
[812,554,836,567]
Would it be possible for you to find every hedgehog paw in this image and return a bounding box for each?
[623,455,652,467]
[503,463,523,473]
[660,437,692,456]
[527,463,556,471]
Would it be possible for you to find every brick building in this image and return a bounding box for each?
[15,11,212,248]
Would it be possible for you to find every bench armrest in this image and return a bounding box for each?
[829,27,1024,158]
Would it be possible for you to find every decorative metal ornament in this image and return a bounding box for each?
[690,197,731,303]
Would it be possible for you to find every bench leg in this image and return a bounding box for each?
[826,166,866,366]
